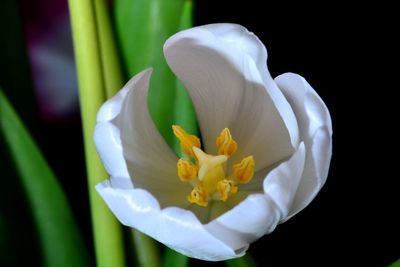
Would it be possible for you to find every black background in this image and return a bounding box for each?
[1,1,398,266]
[194,1,398,266]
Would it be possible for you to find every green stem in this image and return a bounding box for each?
[93,1,162,266]
[226,255,258,267]
[162,248,189,267]
[68,1,126,267]
[93,0,124,96]
[132,230,161,267]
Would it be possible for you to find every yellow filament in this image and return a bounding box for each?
[177,158,198,182]
[217,179,238,202]
[216,128,237,157]
[187,184,208,207]
[233,156,255,184]
[172,125,201,157]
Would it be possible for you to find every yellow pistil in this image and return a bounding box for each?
[216,128,237,157]
[172,125,201,157]
[173,125,255,207]
[233,156,255,184]
[177,158,198,182]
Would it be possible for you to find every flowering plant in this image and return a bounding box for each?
[0,1,334,267]
[95,24,332,261]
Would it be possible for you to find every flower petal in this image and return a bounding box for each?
[94,82,134,179]
[263,142,306,219]
[205,193,281,252]
[113,69,190,208]
[275,73,332,219]
[94,121,130,179]
[164,24,299,170]
[204,142,305,251]
[96,87,129,123]
[96,178,241,261]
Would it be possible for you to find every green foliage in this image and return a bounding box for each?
[226,255,258,267]
[163,249,189,267]
[68,0,126,266]
[115,0,190,144]
[0,90,90,267]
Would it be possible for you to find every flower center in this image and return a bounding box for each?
[172,125,255,207]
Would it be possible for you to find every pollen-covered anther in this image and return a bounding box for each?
[187,184,208,207]
[172,125,201,157]
[177,158,198,182]
[233,156,255,184]
[217,179,238,202]
[216,128,237,157]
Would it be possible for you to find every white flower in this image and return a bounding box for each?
[94,23,332,261]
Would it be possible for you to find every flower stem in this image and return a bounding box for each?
[68,1,126,267]
[226,255,258,267]
[162,248,189,267]
[93,0,124,96]
[92,1,162,266]
[132,230,161,267]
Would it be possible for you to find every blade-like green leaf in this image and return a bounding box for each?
[389,259,400,267]
[173,0,198,155]
[0,90,90,267]
[0,141,42,266]
[115,0,186,144]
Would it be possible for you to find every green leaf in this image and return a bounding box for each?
[172,0,198,155]
[115,2,197,266]
[162,249,189,267]
[115,0,186,145]
[226,255,258,267]
[389,259,400,267]
[0,90,90,267]
[164,3,195,266]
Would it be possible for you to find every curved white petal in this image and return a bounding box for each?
[113,69,190,208]
[204,143,305,251]
[94,121,130,179]
[97,87,129,123]
[275,73,332,219]
[164,24,299,170]
[263,142,306,219]
[205,193,281,252]
[96,178,242,261]
[94,79,136,179]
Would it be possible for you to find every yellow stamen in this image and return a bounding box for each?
[187,184,208,207]
[177,158,198,182]
[172,125,255,207]
[216,128,237,157]
[233,156,255,184]
[217,179,238,202]
[172,125,201,157]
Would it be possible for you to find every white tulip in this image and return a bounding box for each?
[94,23,332,261]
